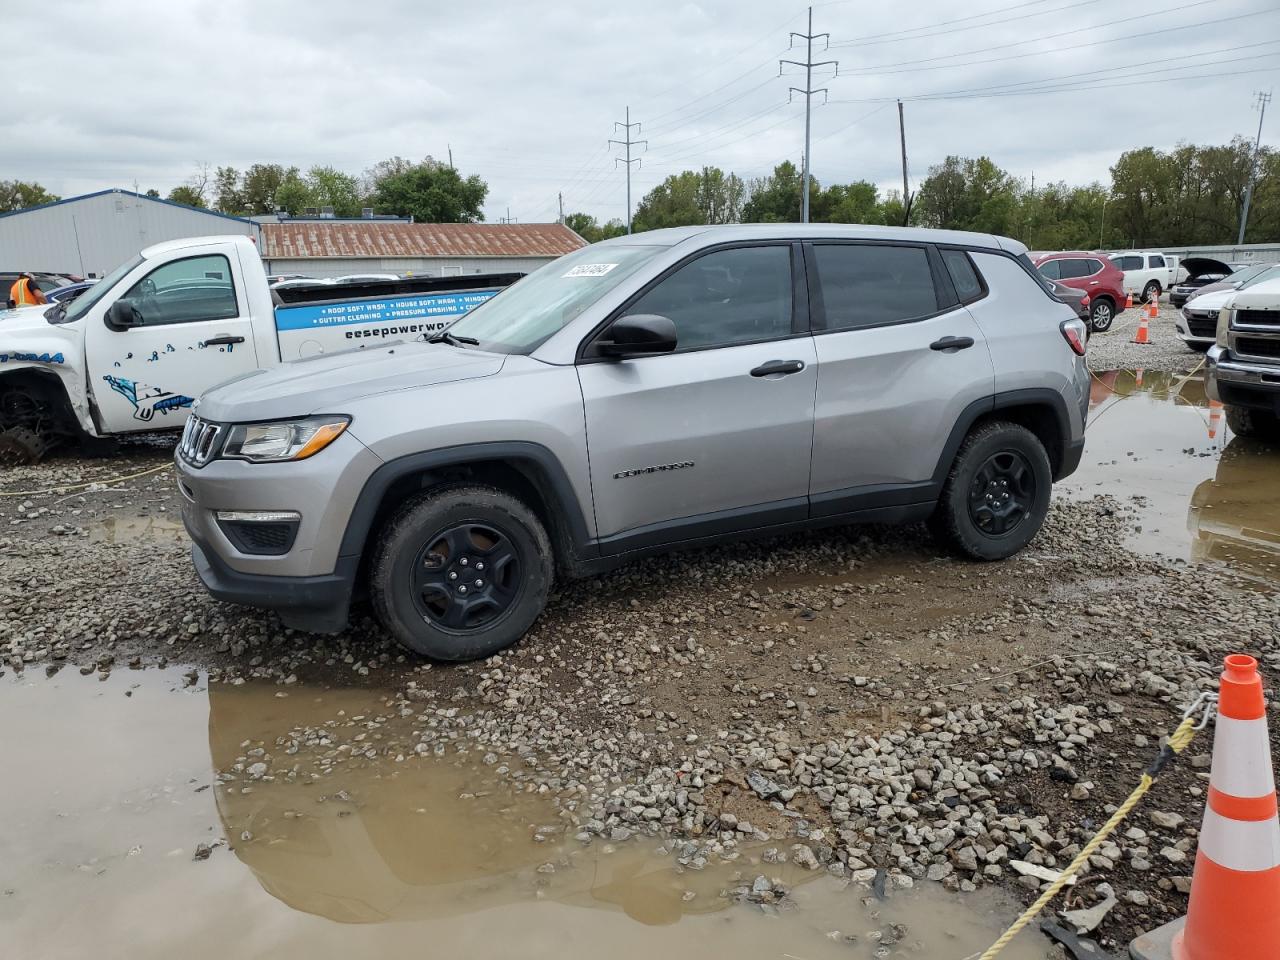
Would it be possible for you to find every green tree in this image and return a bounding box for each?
[144,188,161,198]
[915,156,1020,235]
[305,165,363,217]
[273,169,313,215]
[742,161,807,222]
[167,185,206,208]
[242,163,295,215]
[0,180,59,213]
[813,180,882,224]
[367,156,487,222]
[632,166,746,231]
[564,212,626,243]
[213,166,244,215]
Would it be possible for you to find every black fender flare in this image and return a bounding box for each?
[931,388,1075,484]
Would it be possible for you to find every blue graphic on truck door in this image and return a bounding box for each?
[102,376,195,422]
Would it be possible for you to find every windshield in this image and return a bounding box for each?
[1240,264,1280,289]
[446,244,665,354]
[50,255,143,324]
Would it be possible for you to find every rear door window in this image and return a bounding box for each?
[941,249,985,303]
[1148,255,1166,268]
[1037,259,1062,280]
[1058,259,1091,280]
[1114,255,1142,271]
[812,243,939,331]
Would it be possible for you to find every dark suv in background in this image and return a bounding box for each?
[1032,252,1126,333]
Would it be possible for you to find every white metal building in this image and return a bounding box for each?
[260,221,587,279]
[0,189,258,277]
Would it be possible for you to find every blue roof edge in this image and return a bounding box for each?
[0,188,255,225]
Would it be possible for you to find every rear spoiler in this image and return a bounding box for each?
[272,272,525,306]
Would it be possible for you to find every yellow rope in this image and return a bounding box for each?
[0,462,172,497]
[974,715,1200,960]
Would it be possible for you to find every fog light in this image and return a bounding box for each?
[215,510,301,523]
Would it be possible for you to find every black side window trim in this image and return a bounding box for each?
[121,253,241,327]
[804,239,958,334]
[576,240,808,363]
[936,245,990,307]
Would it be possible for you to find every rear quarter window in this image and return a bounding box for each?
[941,249,986,304]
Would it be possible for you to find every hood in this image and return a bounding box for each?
[1226,277,1280,313]
[0,304,56,328]
[0,305,80,368]
[1180,257,1233,280]
[1184,285,1237,310]
[196,341,506,423]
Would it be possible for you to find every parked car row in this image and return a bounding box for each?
[1031,252,1125,332]
[1176,263,1280,350]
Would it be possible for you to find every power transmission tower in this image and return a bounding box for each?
[499,207,517,224]
[1238,90,1272,244]
[609,107,646,234]
[781,6,838,223]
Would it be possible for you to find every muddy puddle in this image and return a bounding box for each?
[88,512,185,544]
[1064,368,1280,584]
[1,669,1049,959]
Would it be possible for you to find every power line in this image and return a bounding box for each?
[781,6,838,223]
[609,107,647,234]
[832,0,1103,49]
[1239,90,1273,244]
[814,0,1056,42]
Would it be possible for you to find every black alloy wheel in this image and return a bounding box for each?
[966,450,1037,537]
[412,523,521,631]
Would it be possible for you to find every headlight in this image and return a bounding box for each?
[221,416,350,462]
[1216,308,1232,349]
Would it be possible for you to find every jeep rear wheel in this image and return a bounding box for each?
[929,421,1052,560]
[1225,404,1280,442]
[370,484,553,661]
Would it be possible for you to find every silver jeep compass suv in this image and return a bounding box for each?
[177,225,1090,661]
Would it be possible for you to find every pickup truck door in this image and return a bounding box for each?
[577,243,817,549]
[84,251,261,433]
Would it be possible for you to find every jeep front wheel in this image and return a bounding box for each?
[370,484,553,661]
[929,421,1053,560]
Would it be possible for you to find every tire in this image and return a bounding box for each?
[1089,298,1115,333]
[928,421,1053,561]
[1225,404,1280,442]
[369,483,553,661]
[1142,281,1161,304]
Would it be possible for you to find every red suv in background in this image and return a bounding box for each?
[1031,252,1127,333]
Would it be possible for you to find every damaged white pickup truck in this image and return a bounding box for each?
[0,234,517,464]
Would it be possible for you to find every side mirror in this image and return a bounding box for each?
[595,314,677,358]
[104,301,144,331]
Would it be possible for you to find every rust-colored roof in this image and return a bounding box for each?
[261,222,586,260]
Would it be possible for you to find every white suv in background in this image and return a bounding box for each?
[1109,251,1180,303]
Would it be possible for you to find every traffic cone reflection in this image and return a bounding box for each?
[1173,655,1280,960]
[1136,367,1145,387]
[1208,400,1224,440]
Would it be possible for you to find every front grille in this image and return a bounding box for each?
[1187,318,1217,338]
[179,415,222,467]
[1236,309,1280,329]
[1234,337,1280,360]
[216,518,299,556]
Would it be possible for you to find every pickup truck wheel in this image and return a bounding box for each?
[1089,299,1115,332]
[1224,404,1280,442]
[1142,281,1161,304]
[370,484,553,661]
[0,426,52,467]
[929,421,1052,561]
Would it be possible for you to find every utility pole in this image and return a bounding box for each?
[558,191,564,225]
[609,106,646,234]
[499,207,516,224]
[897,100,912,226]
[781,7,837,223]
[448,144,454,170]
[1238,90,1272,244]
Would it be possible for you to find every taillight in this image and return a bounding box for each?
[1060,318,1088,355]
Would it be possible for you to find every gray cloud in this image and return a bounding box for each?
[2,0,1275,224]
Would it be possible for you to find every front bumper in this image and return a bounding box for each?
[1174,311,1217,345]
[1206,347,1280,412]
[187,530,357,633]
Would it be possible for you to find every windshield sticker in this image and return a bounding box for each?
[562,263,618,278]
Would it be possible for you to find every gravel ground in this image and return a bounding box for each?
[1085,300,1206,373]
[4,435,1279,953]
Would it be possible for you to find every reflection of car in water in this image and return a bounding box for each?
[1188,437,1280,581]
[205,683,768,926]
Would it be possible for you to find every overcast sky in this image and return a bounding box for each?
[4,0,1277,225]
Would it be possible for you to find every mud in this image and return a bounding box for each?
[2,669,1047,959]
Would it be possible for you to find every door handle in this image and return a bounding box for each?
[750,359,806,377]
[929,336,975,352]
[204,335,245,346]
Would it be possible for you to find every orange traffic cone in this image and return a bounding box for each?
[1133,315,1151,345]
[1208,399,1223,440]
[1148,296,1160,320]
[1126,292,1134,310]
[1132,655,1280,959]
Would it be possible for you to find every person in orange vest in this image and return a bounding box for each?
[9,273,48,308]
